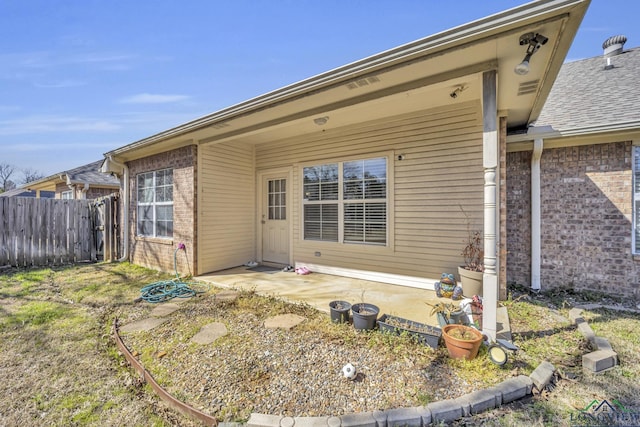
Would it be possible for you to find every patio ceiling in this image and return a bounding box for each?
[105,0,590,162]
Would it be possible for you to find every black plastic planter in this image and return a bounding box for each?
[351,303,379,330]
[377,314,442,349]
[329,300,352,324]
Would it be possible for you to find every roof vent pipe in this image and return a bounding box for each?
[602,35,627,58]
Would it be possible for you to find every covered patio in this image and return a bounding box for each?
[197,267,511,338]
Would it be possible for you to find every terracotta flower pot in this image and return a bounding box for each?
[442,324,483,360]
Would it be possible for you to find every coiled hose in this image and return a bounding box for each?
[139,246,209,303]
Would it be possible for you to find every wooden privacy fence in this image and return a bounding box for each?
[0,195,120,267]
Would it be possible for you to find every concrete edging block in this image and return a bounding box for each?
[340,412,377,427]
[384,407,424,427]
[576,320,596,343]
[529,361,555,391]
[456,388,498,416]
[427,399,463,424]
[568,308,584,323]
[247,413,283,427]
[593,336,613,352]
[372,410,387,427]
[497,376,533,404]
[293,416,330,427]
[583,350,618,373]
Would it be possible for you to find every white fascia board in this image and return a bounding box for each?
[508,120,640,144]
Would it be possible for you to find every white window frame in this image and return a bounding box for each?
[633,145,640,254]
[302,155,389,246]
[60,190,73,200]
[136,169,173,239]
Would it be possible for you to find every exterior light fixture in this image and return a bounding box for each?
[313,116,329,126]
[449,85,467,99]
[514,32,548,75]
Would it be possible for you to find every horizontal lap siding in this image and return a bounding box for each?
[256,101,483,280]
[198,141,255,273]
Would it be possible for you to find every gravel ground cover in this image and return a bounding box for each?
[2,263,639,426]
[119,290,486,422]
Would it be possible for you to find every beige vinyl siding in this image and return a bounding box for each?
[198,141,255,274]
[256,100,483,281]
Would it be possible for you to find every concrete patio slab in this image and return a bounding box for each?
[198,267,513,340]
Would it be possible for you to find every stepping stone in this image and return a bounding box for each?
[264,314,306,330]
[191,322,228,345]
[214,290,239,302]
[150,302,180,317]
[120,317,168,333]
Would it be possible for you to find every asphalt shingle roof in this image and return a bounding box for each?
[64,160,120,187]
[536,46,640,131]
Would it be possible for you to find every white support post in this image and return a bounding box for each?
[482,70,498,342]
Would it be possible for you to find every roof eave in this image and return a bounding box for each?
[105,0,590,159]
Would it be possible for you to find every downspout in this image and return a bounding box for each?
[62,174,76,199]
[67,184,76,199]
[531,138,543,292]
[80,183,90,199]
[107,156,130,262]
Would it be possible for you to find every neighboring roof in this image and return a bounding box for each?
[103,0,590,164]
[0,188,55,198]
[25,160,121,192]
[536,46,640,133]
[63,160,121,186]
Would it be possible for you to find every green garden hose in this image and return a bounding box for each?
[139,245,209,303]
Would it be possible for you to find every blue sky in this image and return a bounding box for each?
[1,0,638,178]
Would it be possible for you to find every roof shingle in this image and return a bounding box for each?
[536,46,640,131]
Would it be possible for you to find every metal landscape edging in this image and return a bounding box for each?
[112,318,218,426]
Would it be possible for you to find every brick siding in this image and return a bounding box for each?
[507,141,639,300]
[54,183,118,200]
[126,145,197,275]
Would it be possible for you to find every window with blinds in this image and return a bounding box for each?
[634,147,640,253]
[137,169,173,238]
[303,157,387,245]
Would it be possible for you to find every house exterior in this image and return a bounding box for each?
[507,35,640,300]
[101,0,591,339]
[25,160,120,200]
[0,188,55,198]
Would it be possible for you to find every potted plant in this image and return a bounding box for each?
[458,206,484,297]
[426,302,468,328]
[441,324,484,360]
[329,300,351,324]
[350,291,380,331]
[351,302,379,330]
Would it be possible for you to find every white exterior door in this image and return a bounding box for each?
[261,174,290,265]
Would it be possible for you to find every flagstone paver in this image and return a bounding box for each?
[214,290,239,302]
[263,314,306,330]
[150,302,181,317]
[119,317,168,333]
[191,322,229,345]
